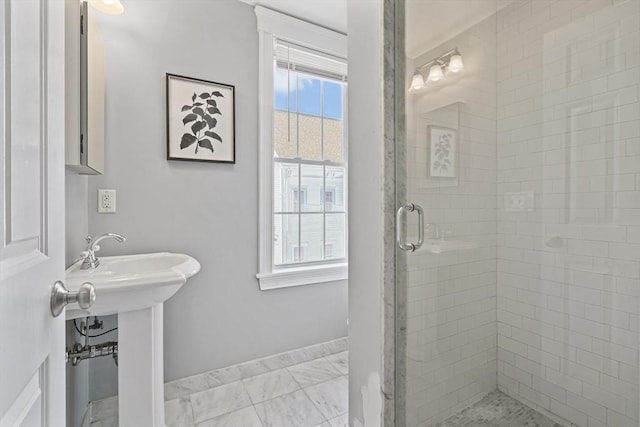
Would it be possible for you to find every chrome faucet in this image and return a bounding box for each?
[80,233,126,269]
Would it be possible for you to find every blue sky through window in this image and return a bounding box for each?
[274,69,343,120]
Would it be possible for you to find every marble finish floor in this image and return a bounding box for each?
[433,390,562,427]
[91,350,348,427]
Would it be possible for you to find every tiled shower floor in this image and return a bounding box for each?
[90,349,348,427]
[433,390,562,427]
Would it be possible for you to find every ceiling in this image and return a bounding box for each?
[406,0,509,58]
[236,0,510,58]
[237,0,347,34]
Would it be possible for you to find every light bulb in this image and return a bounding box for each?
[448,54,464,73]
[410,72,425,91]
[89,0,124,15]
[427,64,444,83]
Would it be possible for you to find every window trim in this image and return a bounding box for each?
[256,6,348,290]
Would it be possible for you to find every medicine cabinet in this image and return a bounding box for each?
[65,0,105,175]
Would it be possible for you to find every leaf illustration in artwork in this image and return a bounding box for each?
[192,92,197,102]
[208,107,221,115]
[206,99,217,107]
[212,91,224,97]
[198,139,215,152]
[205,130,222,142]
[180,133,197,149]
[182,113,197,125]
[193,107,205,118]
[191,120,207,134]
[193,102,204,107]
[181,105,192,112]
[204,116,217,129]
[199,92,210,99]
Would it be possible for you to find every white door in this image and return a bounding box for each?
[0,0,67,425]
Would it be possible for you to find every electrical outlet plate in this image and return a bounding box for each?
[504,191,534,212]
[98,189,116,213]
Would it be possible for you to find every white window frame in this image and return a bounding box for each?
[255,6,348,290]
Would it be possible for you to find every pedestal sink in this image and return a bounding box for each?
[65,252,200,427]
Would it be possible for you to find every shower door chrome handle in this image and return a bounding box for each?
[396,203,426,252]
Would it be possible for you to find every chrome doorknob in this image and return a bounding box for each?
[50,281,96,318]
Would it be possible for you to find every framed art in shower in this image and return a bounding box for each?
[427,125,456,178]
[166,73,236,163]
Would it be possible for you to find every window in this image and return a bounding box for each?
[256,6,348,290]
[290,187,307,211]
[324,188,336,211]
[324,243,334,259]
[292,245,306,262]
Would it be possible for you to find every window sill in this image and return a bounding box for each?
[257,263,348,290]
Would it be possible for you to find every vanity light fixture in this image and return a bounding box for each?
[410,72,425,91]
[88,0,124,15]
[448,51,464,73]
[427,62,445,83]
[409,48,464,92]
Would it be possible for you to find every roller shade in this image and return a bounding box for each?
[274,39,347,82]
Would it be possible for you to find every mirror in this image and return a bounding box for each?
[65,0,105,175]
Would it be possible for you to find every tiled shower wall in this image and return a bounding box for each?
[404,15,498,426]
[496,1,640,426]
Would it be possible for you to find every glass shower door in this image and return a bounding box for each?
[396,7,499,421]
[396,1,640,426]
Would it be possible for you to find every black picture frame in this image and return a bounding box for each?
[166,73,236,163]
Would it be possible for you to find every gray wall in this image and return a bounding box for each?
[83,0,347,398]
[65,173,89,265]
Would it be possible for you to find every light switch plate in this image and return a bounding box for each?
[98,189,116,213]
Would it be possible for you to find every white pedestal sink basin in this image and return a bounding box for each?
[65,252,200,427]
[65,252,200,319]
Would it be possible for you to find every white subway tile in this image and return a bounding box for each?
[518,383,551,409]
[607,408,637,427]
[593,338,638,366]
[566,360,600,385]
[610,326,638,348]
[566,391,607,423]
[576,349,619,378]
[515,354,546,378]
[609,242,640,261]
[550,399,588,426]
[532,375,567,403]
[583,382,626,413]
[545,368,583,396]
[503,362,533,387]
[600,372,636,398]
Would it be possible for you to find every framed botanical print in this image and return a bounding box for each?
[427,125,456,178]
[166,73,235,163]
